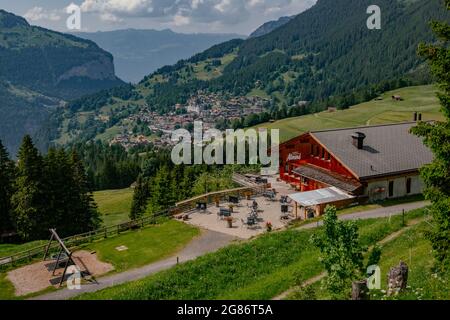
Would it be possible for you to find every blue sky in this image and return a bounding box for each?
[0,0,316,34]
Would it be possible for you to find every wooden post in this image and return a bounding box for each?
[43,232,55,260]
[402,209,405,226]
[295,203,298,219]
[352,280,370,300]
[60,253,73,287]
[52,247,64,276]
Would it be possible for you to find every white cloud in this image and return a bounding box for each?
[173,13,190,26]
[77,0,316,30]
[24,7,61,22]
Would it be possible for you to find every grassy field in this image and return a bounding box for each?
[256,85,443,142]
[93,188,134,227]
[292,221,449,300]
[75,209,425,300]
[79,220,200,273]
[0,220,199,300]
[0,240,47,259]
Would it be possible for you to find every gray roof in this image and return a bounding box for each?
[293,164,362,193]
[310,122,433,180]
[288,187,355,207]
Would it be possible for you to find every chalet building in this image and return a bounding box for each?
[279,122,433,204]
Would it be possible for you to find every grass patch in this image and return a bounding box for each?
[79,220,200,273]
[0,273,17,300]
[374,223,449,300]
[256,85,442,142]
[93,188,134,227]
[76,209,426,300]
[0,241,46,258]
[297,222,449,300]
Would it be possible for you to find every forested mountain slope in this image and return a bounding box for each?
[54,0,450,146]
[0,10,123,155]
[249,16,294,38]
[74,29,244,83]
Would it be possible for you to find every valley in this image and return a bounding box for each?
[0,0,449,305]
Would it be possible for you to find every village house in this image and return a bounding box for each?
[279,122,433,215]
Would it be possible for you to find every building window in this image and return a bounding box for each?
[406,178,412,194]
[388,181,394,197]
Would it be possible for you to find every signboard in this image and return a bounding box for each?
[287,152,301,162]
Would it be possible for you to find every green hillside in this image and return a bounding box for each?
[0,9,123,156]
[257,85,443,142]
[54,0,449,147]
[75,209,430,300]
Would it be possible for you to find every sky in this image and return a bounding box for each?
[0,0,316,35]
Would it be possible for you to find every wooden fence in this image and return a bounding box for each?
[0,210,170,270]
[174,184,268,214]
[0,178,269,270]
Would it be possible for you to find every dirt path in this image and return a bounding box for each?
[30,230,236,300]
[272,217,426,300]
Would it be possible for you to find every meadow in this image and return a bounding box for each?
[256,85,443,142]
[93,188,134,227]
[80,220,200,273]
[75,208,426,300]
[290,221,449,300]
[0,220,200,300]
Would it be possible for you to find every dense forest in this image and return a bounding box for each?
[0,137,100,241]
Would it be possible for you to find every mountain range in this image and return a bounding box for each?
[74,29,244,83]
[0,9,123,155]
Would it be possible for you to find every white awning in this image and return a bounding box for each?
[288,187,354,207]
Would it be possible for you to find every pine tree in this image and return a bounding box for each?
[411,1,450,269]
[0,140,15,234]
[69,151,101,235]
[147,166,174,214]
[43,148,72,235]
[11,135,48,240]
[130,175,149,220]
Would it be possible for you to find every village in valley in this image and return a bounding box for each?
[109,92,270,150]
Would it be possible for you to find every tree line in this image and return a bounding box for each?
[0,136,100,241]
[130,163,257,220]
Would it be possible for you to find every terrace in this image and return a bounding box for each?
[180,176,299,239]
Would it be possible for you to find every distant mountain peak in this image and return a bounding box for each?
[0,9,30,28]
[249,15,295,38]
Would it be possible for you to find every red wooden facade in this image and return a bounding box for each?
[279,133,356,192]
